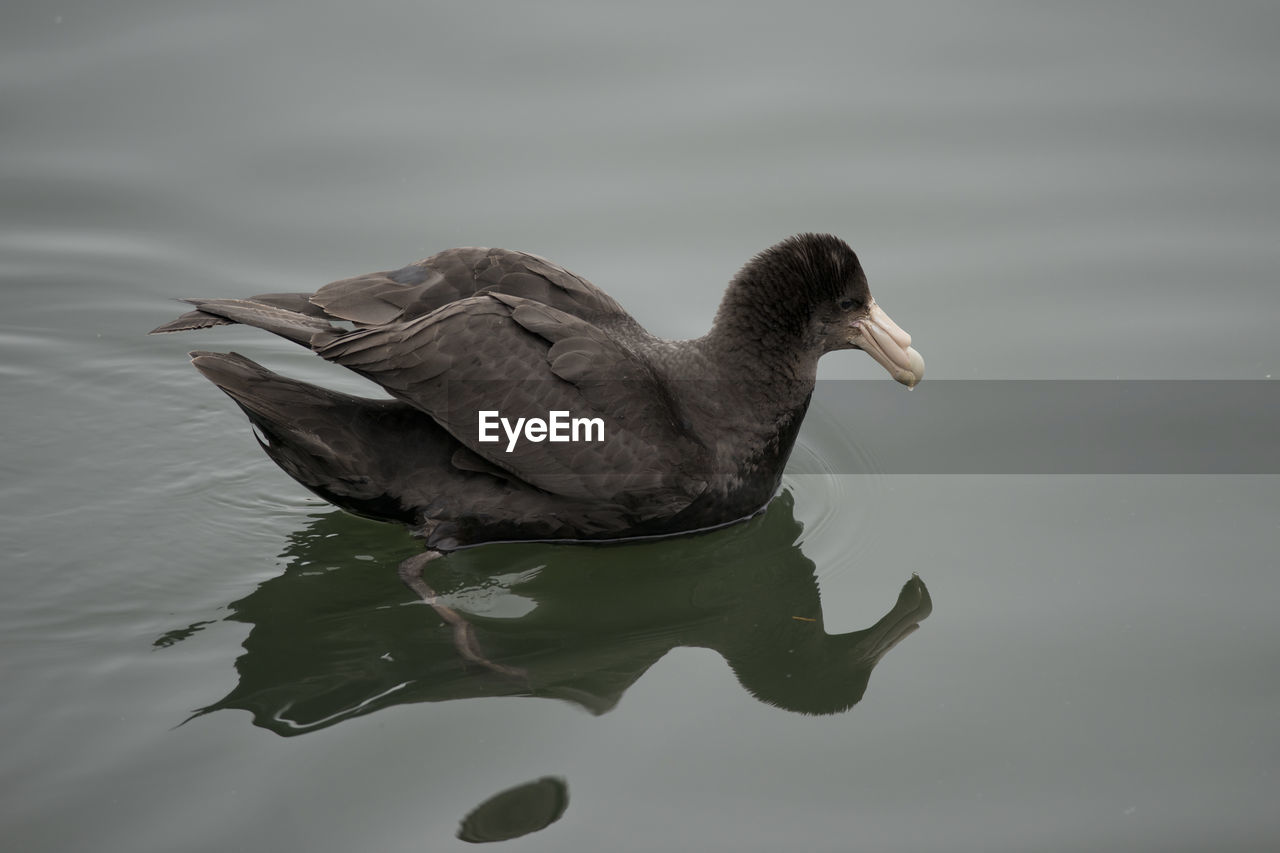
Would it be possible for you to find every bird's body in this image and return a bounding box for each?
[153,234,923,552]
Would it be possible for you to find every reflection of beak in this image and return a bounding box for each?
[856,574,933,665]
[849,299,925,387]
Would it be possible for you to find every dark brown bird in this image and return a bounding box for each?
[152,234,923,559]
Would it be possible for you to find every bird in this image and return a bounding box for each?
[151,234,924,576]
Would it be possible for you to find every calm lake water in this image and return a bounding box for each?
[3,2,1278,851]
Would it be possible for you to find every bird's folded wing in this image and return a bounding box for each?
[152,247,627,335]
[316,293,706,509]
[310,247,629,327]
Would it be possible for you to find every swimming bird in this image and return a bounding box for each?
[152,234,923,565]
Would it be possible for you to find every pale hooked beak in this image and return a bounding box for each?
[849,299,926,387]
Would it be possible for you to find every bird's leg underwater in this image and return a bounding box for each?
[396,549,445,602]
[397,550,528,681]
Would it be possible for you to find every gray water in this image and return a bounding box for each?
[3,2,1278,851]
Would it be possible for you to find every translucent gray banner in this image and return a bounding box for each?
[439,379,1278,475]
[812,380,1279,474]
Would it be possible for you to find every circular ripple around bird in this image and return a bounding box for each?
[784,399,887,573]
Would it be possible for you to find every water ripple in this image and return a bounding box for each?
[784,399,887,575]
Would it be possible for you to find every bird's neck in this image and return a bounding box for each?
[699,302,822,396]
[684,322,819,498]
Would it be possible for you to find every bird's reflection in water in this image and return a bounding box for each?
[177,490,931,735]
[455,776,569,844]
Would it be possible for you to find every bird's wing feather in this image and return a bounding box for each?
[309,247,629,326]
[316,293,705,509]
[151,248,628,335]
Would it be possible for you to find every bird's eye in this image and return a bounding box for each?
[839,298,857,311]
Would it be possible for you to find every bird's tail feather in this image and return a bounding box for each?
[188,350,422,523]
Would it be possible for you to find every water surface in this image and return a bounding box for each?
[3,2,1278,851]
